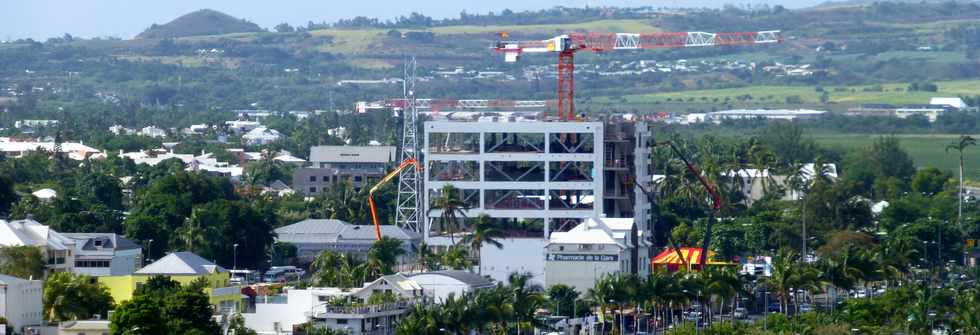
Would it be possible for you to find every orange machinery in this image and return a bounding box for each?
[368,158,422,240]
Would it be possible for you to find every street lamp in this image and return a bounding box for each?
[233,243,239,270]
[145,239,153,264]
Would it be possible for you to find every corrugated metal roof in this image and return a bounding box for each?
[308,146,396,163]
[136,251,226,275]
[275,219,421,244]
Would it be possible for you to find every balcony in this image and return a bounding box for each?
[312,300,420,319]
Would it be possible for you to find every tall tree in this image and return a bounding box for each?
[430,184,471,245]
[461,214,505,273]
[946,135,975,232]
[0,246,45,280]
[43,272,114,322]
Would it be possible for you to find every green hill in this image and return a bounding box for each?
[137,9,263,39]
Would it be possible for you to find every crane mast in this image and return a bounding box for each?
[495,30,782,119]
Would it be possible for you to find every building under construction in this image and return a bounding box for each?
[371,98,655,284]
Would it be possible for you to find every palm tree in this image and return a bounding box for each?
[441,245,472,270]
[819,247,864,309]
[429,184,471,245]
[946,135,975,232]
[368,236,406,275]
[507,272,545,335]
[415,242,440,271]
[461,214,506,273]
[762,249,802,314]
[547,284,580,317]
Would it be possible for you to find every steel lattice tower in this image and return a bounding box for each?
[395,58,422,233]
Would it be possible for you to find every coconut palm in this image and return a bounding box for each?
[441,245,471,270]
[547,284,580,317]
[367,236,406,275]
[508,272,545,335]
[946,135,975,232]
[429,184,471,245]
[414,242,440,271]
[461,214,506,273]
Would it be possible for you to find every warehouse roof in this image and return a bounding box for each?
[275,219,420,244]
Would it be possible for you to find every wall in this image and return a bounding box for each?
[408,274,469,303]
[544,243,625,293]
[0,279,44,333]
[98,273,234,307]
[244,289,317,334]
[479,238,547,286]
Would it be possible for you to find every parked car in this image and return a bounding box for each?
[733,307,748,319]
[229,269,257,285]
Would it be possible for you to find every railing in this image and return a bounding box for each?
[314,300,420,318]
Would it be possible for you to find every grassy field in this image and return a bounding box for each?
[606,79,980,106]
[810,134,980,179]
[308,19,660,54]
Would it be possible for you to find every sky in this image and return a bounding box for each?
[1,0,825,40]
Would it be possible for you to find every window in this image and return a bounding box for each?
[354,176,362,182]
[322,176,329,182]
[337,319,348,325]
[309,187,317,193]
[76,259,110,268]
[309,176,316,182]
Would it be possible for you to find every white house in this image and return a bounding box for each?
[0,219,75,273]
[244,274,425,335]
[62,233,143,276]
[0,274,44,334]
[242,127,282,146]
[0,139,100,160]
[407,270,495,303]
[139,126,168,138]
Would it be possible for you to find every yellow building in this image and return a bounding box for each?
[98,252,242,313]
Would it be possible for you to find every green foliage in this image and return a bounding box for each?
[228,313,258,335]
[0,245,45,279]
[109,275,220,335]
[43,272,114,322]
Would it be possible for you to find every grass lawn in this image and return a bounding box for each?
[308,19,660,54]
[810,133,980,179]
[607,79,980,107]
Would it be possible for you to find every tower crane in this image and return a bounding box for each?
[494,30,782,120]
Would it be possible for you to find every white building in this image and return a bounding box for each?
[0,274,43,334]
[225,120,262,133]
[0,139,100,160]
[930,97,969,110]
[14,119,58,129]
[0,219,75,273]
[407,271,495,303]
[705,109,827,122]
[108,125,135,135]
[424,120,605,285]
[242,127,283,146]
[544,217,642,292]
[62,233,142,276]
[244,274,424,335]
[138,126,168,138]
[895,105,950,122]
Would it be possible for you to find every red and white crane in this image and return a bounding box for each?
[494,30,782,120]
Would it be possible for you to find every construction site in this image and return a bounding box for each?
[362,30,782,288]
